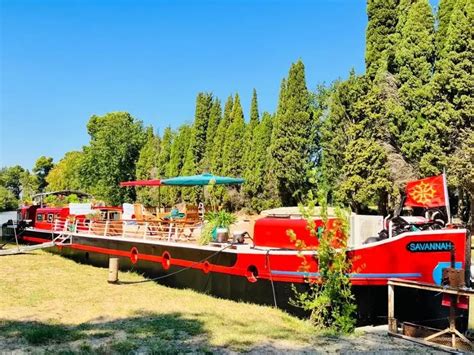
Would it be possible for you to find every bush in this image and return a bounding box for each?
[0,186,18,211]
[289,190,356,333]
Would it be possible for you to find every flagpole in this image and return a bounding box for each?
[443,168,451,223]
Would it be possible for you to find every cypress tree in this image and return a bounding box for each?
[395,0,435,104]
[436,0,457,55]
[365,0,399,78]
[184,92,213,174]
[242,89,260,172]
[322,71,395,213]
[269,60,313,206]
[211,95,233,174]
[158,127,173,178]
[222,93,246,177]
[393,0,437,174]
[203,98,222,172]
[135,128,161,206]
[243,112,274,211]
[166,124,192,204]
[428,0,473,155]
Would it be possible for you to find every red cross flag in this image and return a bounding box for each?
[405,174,449,208]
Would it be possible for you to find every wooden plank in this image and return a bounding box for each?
[388,278,474,297]
[388,283,397,333]
[388,331,463,354]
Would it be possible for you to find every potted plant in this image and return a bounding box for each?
[199,210,237,245]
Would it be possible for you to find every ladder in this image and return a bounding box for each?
[0,232,73,256]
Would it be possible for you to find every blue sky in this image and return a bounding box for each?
[2,0,369,169]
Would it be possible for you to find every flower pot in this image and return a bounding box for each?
[214,227,229,243]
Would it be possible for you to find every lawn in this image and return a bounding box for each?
[0,249,429,353]
[0,249,318,353]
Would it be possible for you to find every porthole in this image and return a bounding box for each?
[162,251,171,270]
[130,247,139,264]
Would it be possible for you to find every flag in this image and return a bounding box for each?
[405,174,448,208]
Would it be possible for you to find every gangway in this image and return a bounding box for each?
[0,227,73,256]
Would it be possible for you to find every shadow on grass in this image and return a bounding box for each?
[0,311,211,353]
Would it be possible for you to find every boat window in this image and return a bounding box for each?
[37,214,44,222]
[47,214,54,222]
[109,211,120,220]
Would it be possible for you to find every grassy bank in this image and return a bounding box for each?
[0,249,430,353]
[0,249,317,353]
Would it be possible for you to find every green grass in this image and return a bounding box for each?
[0,250,319,353]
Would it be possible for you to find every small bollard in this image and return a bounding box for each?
[108,257,119,284]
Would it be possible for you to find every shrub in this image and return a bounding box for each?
[289,190,356,333]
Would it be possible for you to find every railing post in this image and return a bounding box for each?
[74,220,78,233]
[64,220,68,232]
[53,219,58,232]
[122,221,126,237]
[144,222,149,238]
[88,220,92,234]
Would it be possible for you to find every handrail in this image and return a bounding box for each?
[46,217,202,241]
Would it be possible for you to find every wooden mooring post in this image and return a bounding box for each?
[108,257,119,283]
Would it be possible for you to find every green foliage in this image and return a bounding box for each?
[33,156,54,192]
[435,0,457,55]
[199,210,237,245]
[243,112,277,211]
[203,98,222,171]
[166,124,192,204]
[42,193,84,207]
[186,92,213,173]
[0,165,25,198]
[80,112,147,205]
[20,170,39,203]
[290,191,356,333]
[270,60,315,206]
[135,129,161,206]
[427,0,473,156]
[0,186,18,211]
[365,0,399,78]
[449,130,474,226]
[336,139,393,213]
[45,151,83,191]
[211,95,233,175]
[222,93,246,177]
[242,89,260,172]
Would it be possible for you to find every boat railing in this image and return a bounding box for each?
[49,217,201,242]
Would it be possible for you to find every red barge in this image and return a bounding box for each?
[10,175,472,326]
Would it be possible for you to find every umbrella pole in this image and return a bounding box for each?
[158,186,161,213]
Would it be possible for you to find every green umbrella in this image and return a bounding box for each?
[161,173,244,186]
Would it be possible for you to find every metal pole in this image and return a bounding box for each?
[158,186,161,214]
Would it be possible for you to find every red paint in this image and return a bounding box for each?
[162,251,171,270]
[254,217,340,249]
[202,261,211,274]
[22,227,468,287]
[130,247,139,264]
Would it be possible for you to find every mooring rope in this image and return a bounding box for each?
[265,249,278,308]
[119,243,234,284]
